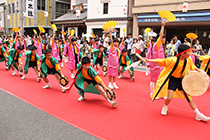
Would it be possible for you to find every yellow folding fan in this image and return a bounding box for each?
[144,27,151,34]
[91,32,96,38]
[71,30,75,36]
[51,24,57,31]
[61,31,66,35]
[123,28,126,33]
[102,21,118,30]
[38,26,45,33]
[158,10,176,22]
[33,29,37,34]
[186,33,198,39]
[12,27,20,33]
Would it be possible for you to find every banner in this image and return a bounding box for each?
[26,0,34,18]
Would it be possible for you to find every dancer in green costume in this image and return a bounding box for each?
[74,57,117,108]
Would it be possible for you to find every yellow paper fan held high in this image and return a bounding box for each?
[144,28,151,34]
[91,32,96,38]
[61,31,66,35]
[158,10,177,22]
[33,29,37,34]
[12,27,20,33]
[38,26,45,33]
[71,30,75,36]
[51,24,57,31]
[102,21,118,30]
[186,33,198,39]
[123,28,126,33]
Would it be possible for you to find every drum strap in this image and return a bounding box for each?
[204,59,210,72]
[153,57,187,101]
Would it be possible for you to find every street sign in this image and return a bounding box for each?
[26,0,34,18]
[44,11,48,17]
[0,27,5,31]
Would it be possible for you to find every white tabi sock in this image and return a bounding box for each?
[107,98,112,104]
[194,108,201,116]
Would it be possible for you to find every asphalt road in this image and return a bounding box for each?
[0,89,99,140]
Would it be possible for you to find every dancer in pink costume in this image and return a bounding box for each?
[63,37,80,79]
[107,30,120,89]
[146,20,166,98]
[63,38,69,63]
[51,29,63,67]
[34,31,43,58]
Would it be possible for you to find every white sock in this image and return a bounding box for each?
[47,82,50,86]
[113,82,116,85]
[146,67,149,73]
[194,108,201,116]
[60,85,64,88]
[150,82,155,93]
[164,104,168,108]
[107,98,112,104]
[109,82,112,85]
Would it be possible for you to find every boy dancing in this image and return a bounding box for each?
[8,46,24,76]
[21,46,41,82]
[41,49,69,93]
[0,41,8,69]
[74,57,117,108]
[93,45,106,75]
[143,44,210,121]
[118,49,134,81]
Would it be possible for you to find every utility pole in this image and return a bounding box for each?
[3,4,7,36]
[19,0,24,36]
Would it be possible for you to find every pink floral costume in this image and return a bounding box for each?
[107,45,120,76]
[63,44,80,70]
[146,40,165,82]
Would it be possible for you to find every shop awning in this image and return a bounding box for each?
[137,11,210,23]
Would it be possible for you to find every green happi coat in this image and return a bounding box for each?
[40,55,60,77]
[24,51,40,73]
[92,49,105,66]
[119,54,134,74]
[7,48,22,70]
[74,64,101,96]
[0,47,8,62]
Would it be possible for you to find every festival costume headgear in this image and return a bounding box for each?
[82,57,91,65]
[71,38,77,42]
[44,49,52,55]
[176,44,191,57]
[31,46,37,50]
[17,45,24,50]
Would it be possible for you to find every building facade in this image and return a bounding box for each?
[132,0,210,50]
[0,1,7,35]
[6,0,52,36]
[86,0,133,37]
[52,0,134,38]
[51,0,87,37]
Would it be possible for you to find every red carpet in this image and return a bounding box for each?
[0,60,210,140]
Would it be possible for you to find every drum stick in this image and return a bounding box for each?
[135,53,146,62]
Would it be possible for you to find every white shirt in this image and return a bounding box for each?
[138,39,145,52]
[103,37,109,48]
[26,37,32,46]
[126,38,133,50]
